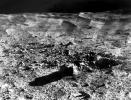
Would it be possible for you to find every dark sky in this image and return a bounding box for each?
[0,0,131,13]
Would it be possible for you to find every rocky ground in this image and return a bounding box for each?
[0,12,131,100]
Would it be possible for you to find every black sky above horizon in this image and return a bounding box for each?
[0,0,130,13]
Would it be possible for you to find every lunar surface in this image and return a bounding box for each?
[0,12,131,100]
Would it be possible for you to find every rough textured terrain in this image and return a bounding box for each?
[0,12,131,100]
